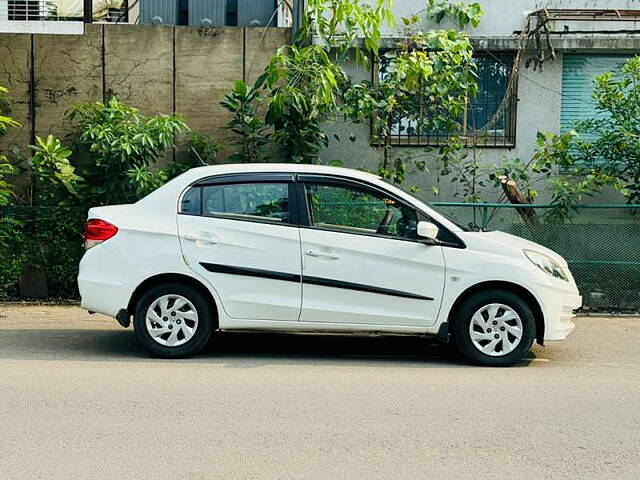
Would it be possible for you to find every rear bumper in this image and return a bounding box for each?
[78,276,130,318]
[78,245,131,318]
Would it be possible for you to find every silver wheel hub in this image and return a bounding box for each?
[468,303,523,357]
[145,294,199,347]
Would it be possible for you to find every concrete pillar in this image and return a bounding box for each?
[104,24,174,115]
[175,27,243,158]
[0,33,32,157]
[33,24,103,139]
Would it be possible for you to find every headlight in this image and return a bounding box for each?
[524,250,568,281]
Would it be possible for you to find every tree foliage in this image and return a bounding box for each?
[261,44,349,163]
[65,97,190,205]
[567,56,640,203]
[0,86,19,138]
[491,131,625,220]
[424,0,483,28]
[221,79,270,163]
[29,134,82,204]
[1,85,20,204]
[302,0,395,61]
[490,57,639,219]
[342,5,479,186]
[222,0,482,174]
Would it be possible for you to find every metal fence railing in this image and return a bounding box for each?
[432,202,640,312]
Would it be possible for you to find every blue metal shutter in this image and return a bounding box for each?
[189,0,226,26]
[237,0,276,27]
[140,0,180,25]
[561,54,631,137]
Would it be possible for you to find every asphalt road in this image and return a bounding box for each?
[0,305,638,480]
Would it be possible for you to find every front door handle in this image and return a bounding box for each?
[183,233,219,245]
[305,249,339,260]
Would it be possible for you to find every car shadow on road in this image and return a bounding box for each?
[0,327,537,367]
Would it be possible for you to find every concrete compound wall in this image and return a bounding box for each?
[0,25,290,164]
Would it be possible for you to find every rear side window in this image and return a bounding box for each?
[181,187,201,214]
[180,183,290,224]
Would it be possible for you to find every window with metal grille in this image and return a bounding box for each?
[8,0,45,20]
[375,51,517,148]
[6,0,129,22]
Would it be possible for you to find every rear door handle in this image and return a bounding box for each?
[183,233,219,245]
[305,249,339,260]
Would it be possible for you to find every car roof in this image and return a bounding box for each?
[137,163,463,233]
[184,163,382,183]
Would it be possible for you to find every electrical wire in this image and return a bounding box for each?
[245,1,288,79]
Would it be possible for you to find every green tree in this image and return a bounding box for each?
[0,86,25,290]
[0,86,19,137]
[342,2,481,187]
[66,97,189,205]
[262,44,348,163]
[491,131,624,222]
[490,57,640,220]
[220,0,395,164]
[29,134,82,205]
[224,0,483,174]
[221,79,270,163]
[567,55,640,203]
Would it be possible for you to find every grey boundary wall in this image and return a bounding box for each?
[0,25,290,164]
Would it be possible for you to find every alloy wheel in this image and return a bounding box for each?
[468,303,524,357]
[145,294,199,347]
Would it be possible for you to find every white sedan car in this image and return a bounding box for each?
[78,164,581,366]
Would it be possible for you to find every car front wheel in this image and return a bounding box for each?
[452,289,536,367]
[133,283,214,358]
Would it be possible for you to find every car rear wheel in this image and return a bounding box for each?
[133,283,214,358]
[452,289,536,367]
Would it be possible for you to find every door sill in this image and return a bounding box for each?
[220,318,437,335]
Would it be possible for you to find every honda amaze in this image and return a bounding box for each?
[78,164,581,366]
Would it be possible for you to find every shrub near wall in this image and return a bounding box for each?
[0,206,87,299]
[0,97,197,300]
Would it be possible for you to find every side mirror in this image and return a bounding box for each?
[417,221,439,242]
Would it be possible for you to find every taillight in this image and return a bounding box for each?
[84,219,118,250]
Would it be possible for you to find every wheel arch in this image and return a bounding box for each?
[126,273,220,329]
[447,281,545,345]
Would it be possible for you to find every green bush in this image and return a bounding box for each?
[0,97,198,300]
[65,97,190,206]
[0,206,86,299]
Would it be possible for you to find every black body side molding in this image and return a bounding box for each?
[199,262,433,301]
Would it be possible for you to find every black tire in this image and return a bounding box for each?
[452,289,536,367]
[133,283,215,358]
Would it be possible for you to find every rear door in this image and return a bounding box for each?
[177,173,302,321]
[297,176,446,327]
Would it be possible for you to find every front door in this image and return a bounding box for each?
[177,175,302,321]
[298,178,445,327]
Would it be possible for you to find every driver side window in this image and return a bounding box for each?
[304,182,418,239]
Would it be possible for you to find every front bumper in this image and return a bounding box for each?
[544,292,582,341]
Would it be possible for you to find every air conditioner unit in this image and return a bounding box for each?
[140,0,180,25]
[188,0,225,27]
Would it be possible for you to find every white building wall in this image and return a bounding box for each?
[320,0,640,203]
